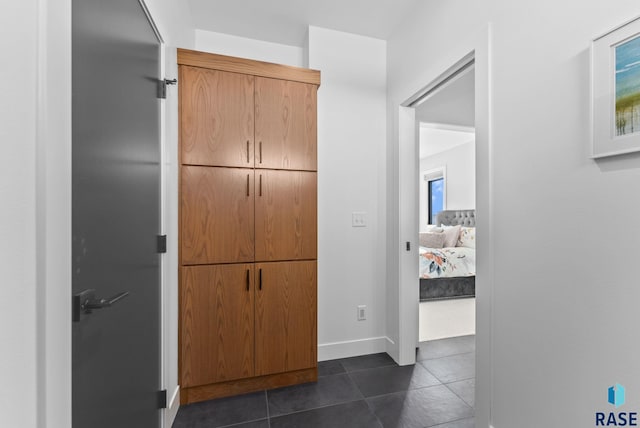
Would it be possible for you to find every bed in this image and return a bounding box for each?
[419,209,475,301]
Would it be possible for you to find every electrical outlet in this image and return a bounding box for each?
[357,305,366,321]
[352,212,367,227]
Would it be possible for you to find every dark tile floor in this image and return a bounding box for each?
[173,335,475,428]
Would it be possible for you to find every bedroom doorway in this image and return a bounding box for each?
[395,30,493,427]
[394,45,494,413]
[412,58,477,382]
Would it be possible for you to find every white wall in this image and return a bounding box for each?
[419,141,476,231]
[0,1,39,427]
[389,1,640,427]
[307,26,389,360]
[195,29,304,67]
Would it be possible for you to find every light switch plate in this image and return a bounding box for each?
[352,212,367,227]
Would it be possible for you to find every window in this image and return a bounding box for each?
[428,177,444,224]
[422,167,446,229]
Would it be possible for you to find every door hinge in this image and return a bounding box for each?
[158,389,167,409]
[157,235,167,253]
[157,78,177,99]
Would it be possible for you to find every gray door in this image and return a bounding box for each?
[72,0,162,426]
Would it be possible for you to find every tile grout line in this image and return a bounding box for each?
[363,395,385,428]
[265,390,271,427]
[426,415,475,428]
[217,415,270,428]
[362,382,446,401]
[211,390,271,428]
[441,378,475,409]
[269,397,367,419]
[345,364,367,401]
[417,349,476,362]
[417,350,475,362]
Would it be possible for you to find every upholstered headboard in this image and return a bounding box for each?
[436,210,476,227]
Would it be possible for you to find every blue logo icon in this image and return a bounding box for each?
[609,383,626,408]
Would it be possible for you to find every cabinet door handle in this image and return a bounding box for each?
[246,140,250,164]
[259,141,262,164]
[246,269,250,291]
[259,174,262,197]
[259,268,262,290]
[246,174,250,196]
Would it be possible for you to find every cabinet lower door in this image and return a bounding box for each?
[181,166,255,264]
[181,264,255,387]
[255,261,317,376]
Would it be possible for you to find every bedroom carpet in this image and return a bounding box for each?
[172,335,476,428]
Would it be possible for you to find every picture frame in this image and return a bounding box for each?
[592,15,640,158]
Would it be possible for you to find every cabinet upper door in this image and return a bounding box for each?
[255,170,317,261]
[255,261,317,376]
[181,264,255,387]
[180,66,255,167]
[181,166,255,264]
[255,77,317,171]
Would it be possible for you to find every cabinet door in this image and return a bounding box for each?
[181,264,255,387]
[255,261,317,376]
[182,166,254,264]
[255,170,317,261]
[255,77,317,171]
[180,66,254,167]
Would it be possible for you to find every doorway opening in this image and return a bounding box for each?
[394,49,490,421]
[412,57,477,381]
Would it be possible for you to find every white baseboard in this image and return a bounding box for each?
[164,385,180,428]
[318,336,394,361]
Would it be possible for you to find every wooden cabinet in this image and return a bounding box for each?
[255,77,317,171]
[181,166,254,265]
[180,66,317,172]
[255,261,317,376]
[180,66,254,168]
[181,264,255,387]
[181,262,316,387]
[178,49,320,405]
[255,170,317,261]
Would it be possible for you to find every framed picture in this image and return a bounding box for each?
[592,16,640,158]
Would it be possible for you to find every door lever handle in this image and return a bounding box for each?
[73,289,130,322]
[84,291,130,310]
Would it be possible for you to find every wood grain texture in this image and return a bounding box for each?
[255,261,317,376]
[180,66,255,167]
[181,166,254,264]
[180,367,317,404]
[181,264,255,387]
[255,77,317,171]
[255,170,317,261]
[177,49,320,86]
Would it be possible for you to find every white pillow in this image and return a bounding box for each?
[419,232,445,248]
[440,225,461,248]
[424,224,443,233]
[457,226,476,248]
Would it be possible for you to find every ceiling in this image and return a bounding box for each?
[187,0,420,46]
[416,67,475,158]
[415,68,475,128]
[419,125,475,159]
